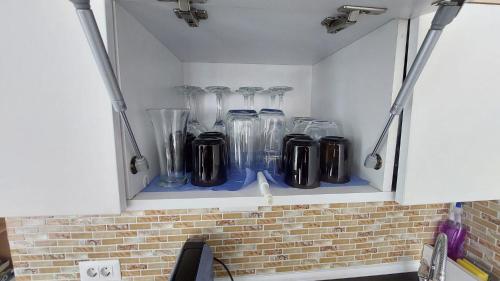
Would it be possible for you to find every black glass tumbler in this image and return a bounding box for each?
[198,131,228,167]
[192,137,227,187]
[284,138,320,189]
[319,136,350,184]
[280,134,311,174]
[198,131,226,140]
[185,132,196,173]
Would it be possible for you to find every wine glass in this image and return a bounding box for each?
[175,85,207,136]
[268,86,293,110]
[205,86,231,133]
[260,89,277,109]
[236,87,263,111]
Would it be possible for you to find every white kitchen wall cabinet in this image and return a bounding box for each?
[0,0,499,216]
[0,0,124,216]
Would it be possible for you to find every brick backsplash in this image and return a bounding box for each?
[463,200,500,280]
[6,202,449,281]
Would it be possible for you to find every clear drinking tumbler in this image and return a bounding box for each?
[259,109,286,177]
[226,110,259,180]
[147,108,190,187]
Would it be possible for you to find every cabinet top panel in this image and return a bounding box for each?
[118,0,434,65]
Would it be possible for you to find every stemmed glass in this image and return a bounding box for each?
[268,86,293,110]
[205,86,231,133]
[236,87,263,111]
[175,85,207,136]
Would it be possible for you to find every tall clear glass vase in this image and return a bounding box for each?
[147,108,190,187]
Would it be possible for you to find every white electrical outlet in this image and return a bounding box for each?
[79,260,121,281]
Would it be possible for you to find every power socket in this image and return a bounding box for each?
[79,260,121,281]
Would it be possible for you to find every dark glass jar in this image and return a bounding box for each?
[197,131,228,168]
[198,131,226,140]
[284,138,320,189]
[191,137,227,187]
[319,136,350,184]
[280,134,312,173]
[185,132,196,173]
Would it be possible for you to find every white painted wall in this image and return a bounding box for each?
[112,3,184,199]
[0,0,121,216]
[397,4,500,204]
[183,63,312,128]
[311,20,407,191]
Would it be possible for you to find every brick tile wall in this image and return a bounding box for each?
[463,200,500,280]
[6,202,448,281]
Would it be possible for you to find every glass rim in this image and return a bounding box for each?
[146,107,190,112]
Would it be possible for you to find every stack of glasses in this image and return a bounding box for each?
[147,85,351,189]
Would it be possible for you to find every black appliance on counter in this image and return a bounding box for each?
[170,238,214,281]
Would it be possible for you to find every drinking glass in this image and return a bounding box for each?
[236,87,263,110]
[175,85,207,136]
[258,109,286,177]
[304,120,341,140]
[268,86,293,110]
[226,110,259,179]
[191,137,228,187]
[260,89,277,109]
[205,86,231,133]
[147,108,190,187]
[284,138,320,189]
[291,117,315,133]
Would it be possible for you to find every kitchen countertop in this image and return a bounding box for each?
[321,272,419,281]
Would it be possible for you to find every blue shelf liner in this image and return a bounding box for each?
[142,169,257,192]
[141,169,369,193]
[262,170,369,188]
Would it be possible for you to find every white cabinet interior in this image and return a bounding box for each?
[112,0,409,208]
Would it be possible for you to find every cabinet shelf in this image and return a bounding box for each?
[127,176,394,211]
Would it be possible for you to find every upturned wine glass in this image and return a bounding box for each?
[268,86,293,110]
[175,85,207,136]
[236,87,263,111]
[205,86,231,133]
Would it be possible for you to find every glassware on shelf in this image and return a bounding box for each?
[304,120,341,140]
[226,110,259,180]
[258,108,286,177]
[147,108,190,187]
[175,85,207,136]
[191,137,228,187]
[284,138,320,189]
[268,86,293,110]
[290,117,315,133]
[236,87,263,111]
[319,136,350,184]
[260,89,277,109]
[205,86,231,133]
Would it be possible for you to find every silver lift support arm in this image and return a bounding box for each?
[364,0,465,169]
[69,0,148,173]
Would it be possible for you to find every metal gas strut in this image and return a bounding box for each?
[69,0,148,173]
[364,0,465,170]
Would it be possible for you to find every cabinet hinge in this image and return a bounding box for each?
[158,0,208,27]
[321,5,387,34]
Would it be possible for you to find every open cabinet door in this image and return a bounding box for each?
[396,4,500,204]
[0,0,124,216]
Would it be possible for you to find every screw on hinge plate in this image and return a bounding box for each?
[321,5,387,34]
[158,0,208,27]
